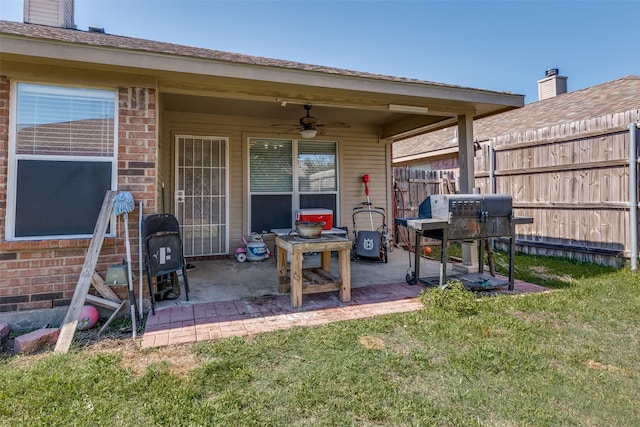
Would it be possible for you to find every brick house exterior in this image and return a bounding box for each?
[0,83,157,313]
[0,6,523,323]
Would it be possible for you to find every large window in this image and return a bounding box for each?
[7,83,117,240]
[248,138,337,233]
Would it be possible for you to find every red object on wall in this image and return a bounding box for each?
[362,174,370,196]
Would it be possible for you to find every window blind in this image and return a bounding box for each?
[249,139,292,192]
[15,83,115,157]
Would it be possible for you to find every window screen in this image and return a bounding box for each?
[250,195,292,233]
[15,160,112,237]
[300,194,336,227]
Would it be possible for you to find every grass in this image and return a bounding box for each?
[1,254,640,426]
[423,241,616,289]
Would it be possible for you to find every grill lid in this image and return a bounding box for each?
[418,194,512,219]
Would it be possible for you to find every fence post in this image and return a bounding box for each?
[630,123,639,271]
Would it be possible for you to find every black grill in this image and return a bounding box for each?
[418,194,513,239]
[396,194,532,290]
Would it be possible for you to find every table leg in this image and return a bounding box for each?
[320,250,331,272]
[290,251,303,308]
[338,248,351,303]
[277,246,289,293]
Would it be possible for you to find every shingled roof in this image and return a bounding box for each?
[1,20,488,92]
[393,75,640,162]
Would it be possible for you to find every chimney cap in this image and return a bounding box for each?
[545,68,559,77]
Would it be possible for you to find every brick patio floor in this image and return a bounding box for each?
[141,278,547,348]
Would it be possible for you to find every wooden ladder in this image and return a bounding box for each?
[55,191,117,353]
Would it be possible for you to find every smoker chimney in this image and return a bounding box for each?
[24,0,75,29]
[537,69,567,101]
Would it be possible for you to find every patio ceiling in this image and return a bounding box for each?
[1,20,525,140]
[156,68,524,140]
[161,93,414,130]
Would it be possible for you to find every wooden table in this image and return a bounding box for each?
[275,234,352,308]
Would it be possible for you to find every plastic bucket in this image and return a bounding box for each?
[246,241,266,261]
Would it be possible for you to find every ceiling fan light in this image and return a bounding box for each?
[300,129,317,138]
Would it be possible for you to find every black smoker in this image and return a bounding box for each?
[395,194,532,290]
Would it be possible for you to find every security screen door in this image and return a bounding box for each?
[175,135,228,256]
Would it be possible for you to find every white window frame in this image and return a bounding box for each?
[6,81,118,241]
[246,137,339,233]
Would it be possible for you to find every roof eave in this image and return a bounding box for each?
[0,30,524,112]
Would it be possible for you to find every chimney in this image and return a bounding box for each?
[24,0,75,29]
[537,68,568,101]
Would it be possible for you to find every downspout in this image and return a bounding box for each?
[630,123,639,271]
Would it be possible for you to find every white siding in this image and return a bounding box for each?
[340,134,391,234]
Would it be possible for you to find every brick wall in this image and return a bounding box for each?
[0,80,158,314]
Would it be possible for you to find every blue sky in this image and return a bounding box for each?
[1,0,638,103]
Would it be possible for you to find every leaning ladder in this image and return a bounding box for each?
[54,191,116,353]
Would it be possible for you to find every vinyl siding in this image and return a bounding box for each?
[161,112,392,253]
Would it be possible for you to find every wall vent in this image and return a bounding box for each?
[24,0,75,29]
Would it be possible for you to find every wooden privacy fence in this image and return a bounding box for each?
[394,109,640,267]
[392,168,457,249]
[393,167,457,219]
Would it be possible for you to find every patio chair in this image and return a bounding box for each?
[142,213,190,315]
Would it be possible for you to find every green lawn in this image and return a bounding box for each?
[1,254,639,426]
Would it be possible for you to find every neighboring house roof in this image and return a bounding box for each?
[393,75,640,163]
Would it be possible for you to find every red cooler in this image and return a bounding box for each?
[296,209,333,230]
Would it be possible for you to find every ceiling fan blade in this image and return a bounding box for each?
[270,104,350,133]
[272,127,300,134]
[316,121,351,128]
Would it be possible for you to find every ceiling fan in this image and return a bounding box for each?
[272,104,350,138]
